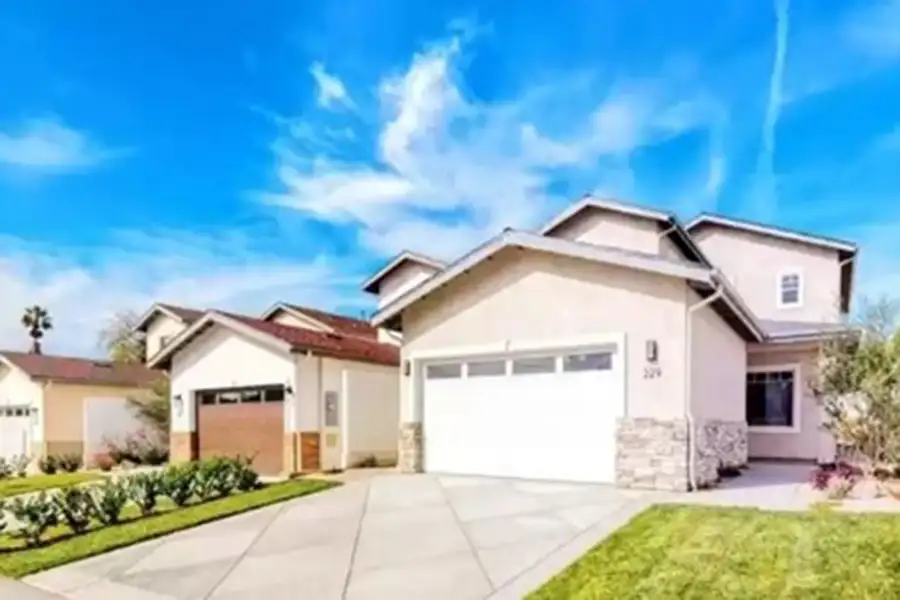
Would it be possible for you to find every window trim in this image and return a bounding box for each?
[746,363,801,434]
[776,269,803,309]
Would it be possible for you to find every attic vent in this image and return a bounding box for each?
[91,361,113,368]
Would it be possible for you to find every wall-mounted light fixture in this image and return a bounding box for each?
[285,384,294,395]
[402,360,411,377]
[645,340,659,363]
[173,394,184,417]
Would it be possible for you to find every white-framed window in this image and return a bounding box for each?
[425,363,462,380]
[746,365,800,433]
[777,270,803,308]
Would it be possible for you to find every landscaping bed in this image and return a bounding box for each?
[0,458,338,578]
[530,504,900,599]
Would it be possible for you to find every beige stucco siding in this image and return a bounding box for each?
[146,315,188,361]
[692,226,842,322]
[401,249,691,421]
[547,209,682,260]
[690,294,747,421]
[747,343,832,461]
[42,383,151,454]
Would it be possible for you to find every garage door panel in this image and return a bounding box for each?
[423,349,620,484]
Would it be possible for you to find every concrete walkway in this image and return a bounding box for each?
[21,475,654,600]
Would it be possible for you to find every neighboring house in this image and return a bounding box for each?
[0,352,159,465]
[366,197,857,491]
[141,302,400,476]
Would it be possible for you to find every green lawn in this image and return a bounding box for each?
[0,478,338,578]
[0,473,105,498]
[530,504,900,600]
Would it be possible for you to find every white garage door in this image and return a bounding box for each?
[422,346,623,483]
[0,406,31,461]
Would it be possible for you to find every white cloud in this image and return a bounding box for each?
[309,62,352,109]
[0,231,363,357]
[267,32,723,259]
[750,0,790,221]
[0,117,125,173]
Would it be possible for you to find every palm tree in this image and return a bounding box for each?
[21,305,52,355]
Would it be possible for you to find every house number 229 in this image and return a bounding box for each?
[643,365,662,379]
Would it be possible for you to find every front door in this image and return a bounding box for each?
[320,390,342,470]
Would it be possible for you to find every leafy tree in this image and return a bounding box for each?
[21,305,52,355]
[98,309,146,364]
[127,377,171,444]
[811,296,900,475]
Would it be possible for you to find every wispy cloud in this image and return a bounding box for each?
[309,62,353,110]
[750,0,790,220]
[0,230,362,357]
[265,31,724,259]
[0,117,128,174]
[845,0,900,59]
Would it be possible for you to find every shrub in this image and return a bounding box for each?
[11,454,29,478]
[0,458,11,479]
[53,487,94,535]
[194,458,233,501]
[91,480,129,525]
[106,430,169,466]
[57,453,83,473]
[92,451,115,472]
[37,455,58,475]
[232,456,260,492]
[161,463,197,507]
[0,499,7,534]
[140,444,169,466]
[128,472,165,516]
[811,461,863,492]
[7,493,59,546]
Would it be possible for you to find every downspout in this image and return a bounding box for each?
[685,273,725,491]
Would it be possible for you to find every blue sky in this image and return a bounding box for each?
[2,0,900,356]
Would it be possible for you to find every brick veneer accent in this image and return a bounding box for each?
[300,431,321,471]
[170,432,198,463]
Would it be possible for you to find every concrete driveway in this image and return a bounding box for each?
[22,474,651,600]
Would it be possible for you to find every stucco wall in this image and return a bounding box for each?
[43,383,151,457]
[400,249,691,422]
[690,293,747,421]
[378,261,438,308]
[747,342,834,461]
[145,314,188,361]
[169,326,294,433]
[547,208,683,260]
[0,365,43,442]
[692,226,842,322]
[342,362,399,466]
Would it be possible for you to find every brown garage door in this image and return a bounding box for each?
[196,386,285,475]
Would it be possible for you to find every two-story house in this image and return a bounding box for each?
[365,196,857,491]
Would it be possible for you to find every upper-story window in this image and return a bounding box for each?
[777,271,802,308]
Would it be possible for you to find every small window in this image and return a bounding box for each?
[467,360,506,377]
[512,356,557,375]
[13,408,24,417]
[198,392,216,406]
[747,370,795,428]
[779,272,801,307]
[324,391,339,427]
[426,363,462,379]
[218,391,241,405]
[265,387,285,403]
[563,352,612,372]
[242,390,262,403]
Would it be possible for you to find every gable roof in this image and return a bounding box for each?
[148,310,399,370]
[685,213,858,313]
[260,303,378,340]
[371,229,764,341]
[361,251,446,294]
[0,352,161,388]
[134,303,205,332]
[539,196,712,267]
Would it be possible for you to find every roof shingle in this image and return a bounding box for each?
[0,352,162,387]
[281,304,378,340]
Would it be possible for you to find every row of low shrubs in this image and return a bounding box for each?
[809,461,900,500]
[0,456,31,480]
[0,456,260,547]
[36,454,84,475]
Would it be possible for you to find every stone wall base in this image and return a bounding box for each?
[398,422,423,473]
[616,418,690,491]
[694,419,748,486]
[169,432,197,463]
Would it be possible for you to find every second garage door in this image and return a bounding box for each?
[196,385,285,475]
[422,346,623,483]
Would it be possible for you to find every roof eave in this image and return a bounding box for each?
[361,251,446,294]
